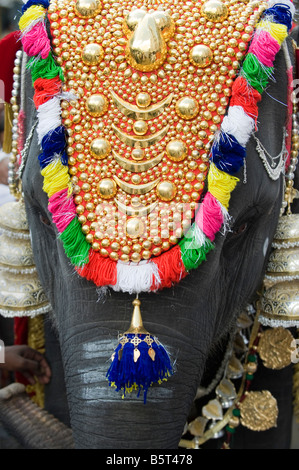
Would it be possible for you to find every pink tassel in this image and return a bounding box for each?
[21,22,50,59]
[195,192,224,242]
[48,188,76,233]
[248,30,280,68]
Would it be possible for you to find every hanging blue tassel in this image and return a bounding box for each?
[22,0,50,14]
[210,132,246,175]
[106,298,173,403]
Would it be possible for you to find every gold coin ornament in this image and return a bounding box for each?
[257,327,294,370]
[239,391,278,432]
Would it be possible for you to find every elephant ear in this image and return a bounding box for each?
[0,31,22,154]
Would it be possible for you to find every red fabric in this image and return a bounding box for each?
[14,317,30,385]
[0,31,22,103]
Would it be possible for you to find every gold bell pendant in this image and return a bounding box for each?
[125,296,149,335]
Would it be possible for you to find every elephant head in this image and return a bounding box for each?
[5,0,298,449]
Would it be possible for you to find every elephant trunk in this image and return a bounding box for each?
[0,383,74,449]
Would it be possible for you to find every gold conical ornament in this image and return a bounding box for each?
[0,48,51,319]
[0,199,51,318]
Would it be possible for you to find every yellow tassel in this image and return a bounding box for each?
[3,103,13,154]
[41,160,72,198]
[25,315,46,409]
[257,20,288,45]
[208,163,239,209]
[19,5,46,32]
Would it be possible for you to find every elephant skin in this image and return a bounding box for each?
[21,35,295,449]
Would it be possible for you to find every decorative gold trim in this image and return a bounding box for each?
[259,311,299,322]
[113,175,160,194]
[112,124,169,148]
[110,90,173,120]
[112,150,163,172]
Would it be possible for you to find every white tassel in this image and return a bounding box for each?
[112,260,161,294]
[184,223,206,250]
[37,97,62,143]
[221,106,255,147]
[217,201,233,235]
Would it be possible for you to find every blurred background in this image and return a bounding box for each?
[0,0,22,38]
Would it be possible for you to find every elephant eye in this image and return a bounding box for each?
[232,222,248,236]
[39,213,52,226]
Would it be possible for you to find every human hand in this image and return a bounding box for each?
[0,157,9,185]
[0,345,51,385]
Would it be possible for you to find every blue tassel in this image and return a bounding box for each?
[106,298,173,403]
[263,4,293,31]
[38,126,67,169]
[22,0,50,13]
[210,132,246,175]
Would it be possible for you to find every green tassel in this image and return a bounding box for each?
[241,53,273,94]
[179,224,214,271]
[59,218,90,267]
[27,53,64,83]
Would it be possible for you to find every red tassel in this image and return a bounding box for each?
[230,76,261,124]
[152,245,187,290]
[76,250,117,286]
[33,77,62,108]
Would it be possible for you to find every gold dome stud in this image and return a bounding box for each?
[166,140,188,162]
[86,94,108,117]
[97,178,117,199]
[201,0,228,22]
[90,138,111,160]
[82,43,104,65]
[131,149,145,161]
[190,45,213,68]
[175,97,199,120]
[75,0,102,18]
[136,93,151,108]
[133,120,148,136]
[125,217,145,238]
[156,181,177,201]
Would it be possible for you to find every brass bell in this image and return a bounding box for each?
[0,199,50,318]
[272,213,299,249]
[258,280,299,327]
[265,247,299,283]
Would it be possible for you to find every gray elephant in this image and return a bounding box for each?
[1,0,298,450]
